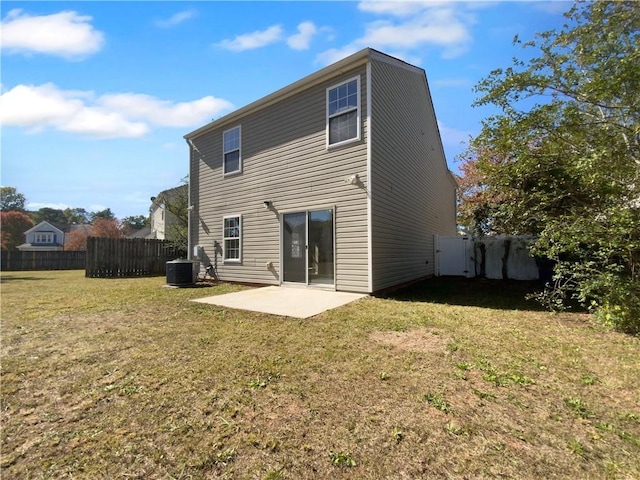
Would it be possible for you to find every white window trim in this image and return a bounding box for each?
[222,125,242,176]
[222,214,242,263]
[326,75,361,149]
[35,232,55,243]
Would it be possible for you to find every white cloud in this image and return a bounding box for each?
[26,202,71,211]
[287,21,318,50]
[0,9,104,59]
[0,83,234,139]
[361,15,470,53]
[437,121,471,149]
[358,1,443,17]
[155,10,195,28]
[431,78,473,88]
[61,106,149,138]
[0,83,146,138]
[215,22,331,53]
[315,45,421,67]
[99,93,234,127]
[315,45,362,67]
[317,2,475,65]
[532,1,572,14]
[122,191,154,207]
[215,25,283,52]
[89,204,108,212]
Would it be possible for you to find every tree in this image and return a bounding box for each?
[63,207,89,225]
[91,218,125,238]
[164,186,188,250]
[122,215,149,232]
[65,229,89,251]
[31,207,67,225]
[456,147,507,235]
[1,187,26,212]
[90,208,116,222]
[65,220,124,250]
[460,1,639,333]
[1,211,34,250]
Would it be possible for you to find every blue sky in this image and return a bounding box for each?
[1,0,571,219]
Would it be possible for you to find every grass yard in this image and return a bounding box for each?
[1,271,639,479]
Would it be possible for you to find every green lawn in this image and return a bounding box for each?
[1,271,638,479]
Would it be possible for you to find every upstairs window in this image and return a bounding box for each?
[34,233,54,243]
[223,215,241,262]
[223,126,241,175]
[327,76,360,147]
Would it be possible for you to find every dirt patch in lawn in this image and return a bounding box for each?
[369,328,450,353]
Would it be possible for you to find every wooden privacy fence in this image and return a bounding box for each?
[1,250,86,271]
[86,237,186,278]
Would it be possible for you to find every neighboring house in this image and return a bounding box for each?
[17,221,66,251]
[127,226,153,239]
[185,48,457,294]
[68,224,93,237]
[149,185,188,241]
[17,221,92,251]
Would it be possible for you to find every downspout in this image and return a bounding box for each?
[366,59,373,293]
[186,138,193,260]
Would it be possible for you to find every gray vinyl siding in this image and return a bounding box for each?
[369,57,457,292]
[190,66,369,293]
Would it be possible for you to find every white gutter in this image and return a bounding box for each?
[186,139,193,260]
[366,60,373,293]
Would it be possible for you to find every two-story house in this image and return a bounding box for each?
[149,185,188,242]
[17,221,93,251]
[17,221,67,251]
[185,48,457,294]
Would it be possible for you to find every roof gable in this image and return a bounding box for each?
[155,184,187,202]
[24,221,65,236]
[185,48,402,141]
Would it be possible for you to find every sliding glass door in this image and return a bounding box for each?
[282,209,334,286]
[282,212,307,283]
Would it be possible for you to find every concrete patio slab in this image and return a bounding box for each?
[192,286,367,319]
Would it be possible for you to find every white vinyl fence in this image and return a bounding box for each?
[435,235,543,280]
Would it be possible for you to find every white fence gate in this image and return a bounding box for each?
[435,236,474,277]
[435,235,541,280]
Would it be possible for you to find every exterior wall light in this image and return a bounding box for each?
[346,174,360,185]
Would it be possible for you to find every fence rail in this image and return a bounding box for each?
[85,237,186,278]
[1,250,86,271]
